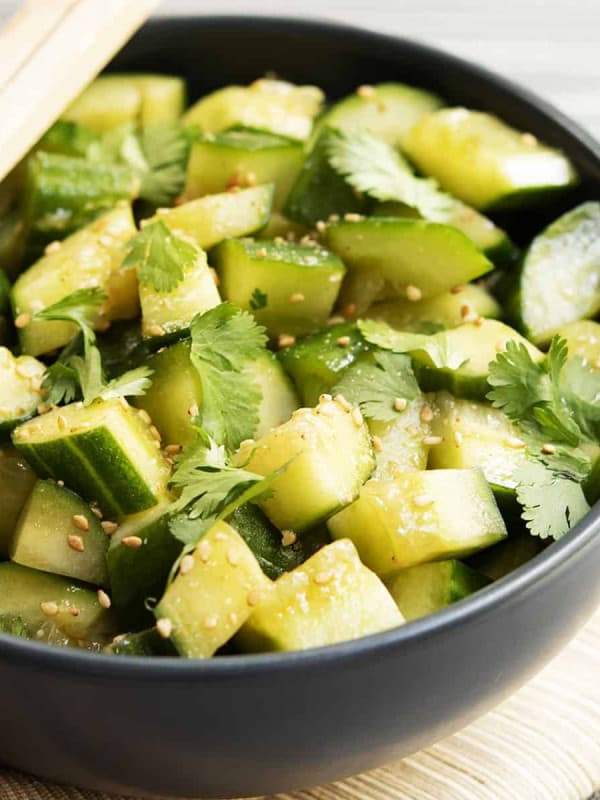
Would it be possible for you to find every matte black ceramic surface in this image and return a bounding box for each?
[1,17,599,799]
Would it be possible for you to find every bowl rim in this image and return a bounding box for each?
[2,13,599,678]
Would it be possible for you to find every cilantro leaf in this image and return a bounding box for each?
[250,288,268,311]
[333,350,420,421]
[122,220,198,293]
[487,339,550,419]
[34,287,106,347]
[189,304,267,451]
[560,357,600,441]
[327,129,452,219]
[98,366,153,402]
[41,361,80,406]
[358,320,468,370]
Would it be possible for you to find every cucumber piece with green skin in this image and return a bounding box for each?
[0,211,26,279]
[12,205,139,357]
[233,396,375,533]
[556,320,600,369]
[314,82,443,149]
[368,395,432,479]
[512,202,600,346]
[21,152,139,253]
[182,80,324,141]
[386,559,490,621]
[363,284,502,334]
[327,469,507,576]
[0,447,36,558]
[277,322,370,406]
[185,129,303,211]
[0,347,45,434]
[0,562,117,648]
[404,108,577,211]
[63,74,186,131]
[236,539,403,653]
[108,503,181,629]
[11,480,109,586]
[467,532,547,581]
[409,319,544,400]
[104,628,177,656]
[153,184,273,249]
[324,217,493,315]
[214,238,345,338]
[139,240,221,342]
[228,504,330,581]
[12,399,172,519]
[284,128,369,227]
[155,521,271,658]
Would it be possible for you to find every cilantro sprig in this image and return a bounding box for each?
[122,220,198,293]
[357,320,468,370]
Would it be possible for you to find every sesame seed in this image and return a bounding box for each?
[405,285,422,302]
[72,514,89,532]
[196,539,212,562]
[101,520,118,535]
[281,530,297,546]
[40,601,58,616]
[420,404,434,423]
[316,220,326,233]
[278,333,296,349]
[156,618,173,639]
[119,397,128,410]
[147,324,165,337]
[319,393,333,403]
[336,335,351,347]
[228,612,238,625]
[67,534,85,552]
[227,548,240,567]
[343,212,363,222]
[413,494,434,507]
[450,284,466,295]
[90,503,103,519]
[247,588,262,607]
[14,313,31,329]
[99,235,114,247]
[138,409,152,425]
[334,393,352,412]
[460,303,473,320]
[57,414,68,431]
[474,316,484,327]
[454,431,463,447]
[423,435,443,446]
[149,425,162,442]
[314,570,334,585]
[521,132,538,146]
[289,292,305,304]
[44,240,62,255]
[57,480,64,487]
[542,443,557,455]
[257,247,267,258]
[372,435,383,453]
[394,397,408,412]
[351,407,363,427]
[69,606,80,617]
[97,590,111,609]
[122,535,143,549]
[204,615,218,630]
[179,554,196,575]
[188,403,199,418]
[506,436,526,449]
[327,314,345,326]
[357,84,375,98]
[164,443,182,456]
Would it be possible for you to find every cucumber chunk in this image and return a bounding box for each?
[12,399,172,518]
[556,320,600,369]
[316,82,443,148]
[155,521,271,658]
[250,350,299,437]
[0,348,45,432]
[104,628,176,656]
[63,74,186,131]
[363,284,501,333]
[404,108,577,210]
[182,79,324,141]
[11,480,109,586]
[233,397,375,533]
[512,202,600,346]
[108,503,181,629]
[214,238,345,338]
[185,129,303,211]
[386,559,490,621]
[153,184,273,249]
[277,322,370,406]
[12,205,139,356]
[327,469,507,576]
[0,447,36,558]
[236,539,403,653]
[0,562,116,647]
[368,394,432,479]
[325,217,493,314]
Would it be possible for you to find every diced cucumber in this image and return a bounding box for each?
[404,108,577,210]
[257,211,309,241]
[182,79,323,141]
[0,347,45,432]
[0,447,36,558]
[315,82,443,148]
[556,320,600,369]
[155,521,271,658]
[468,532,547,581]
[11,480,109,586]
[233,396,375,533]
[228,504,329,581]
[327,469,507,576]
[108,503,181,629]
[214,238,345,338]
[153,185,273,249]
[236,539,403,653]
[250,350,299,437]
[36,120,97,158]
[21,152,138,252]
[284,128,369,227]
[0,211,26,278]
[139,239,221,341]
[277,322,370,406]
[363,284,501,333]
[409,319,544,399]
[325,217,493,314]
[185,129,303,211]
[104,628,176,656]
[386,559,490,621]
[368,395,432,479]
[511,202,600,346]
[0,562,116,647]
[12,399,172,519]
[12,205,139,356]
[63,74,186,131]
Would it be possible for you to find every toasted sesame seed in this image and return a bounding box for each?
[450,284,466,295]
[328,213,340,223]
[214,531,228,542]
[257,247,267,258]
[14,313,31,329]
[56,414,68,431]
[122,535,143,549]
[327,314,345,326]
[356,84,375,98]
[72,514,89,532]
[278,333,296,349]
[521,132,538,146]
[343,212,363,222]
[420,404,434,423]
[281,530,297,546]
[314,570,334,585]
[316,220,326,233]
[40,601,58,616]
[542,443,557,455]
[247,588,263,607]
[149,425,162,442]
[372,435,383,453]
[351,407,363,427]
[69,606,80,617]
[473,316,484,327]
[228,612,238,625]
[413,494,434,507]
[227,548,240,567]
[196,539,212,562]
[67,534,85,552]
[423,435,443,446]
[156,618,173,638]
[506,436,526,449]
[394,397,408,412]
[101,520,118,535]
[147,324,165,337]
[454,431,463,447]
[138,409,152,425]
[289,292,305,304]
[90,503,103,519]
[44,240,62,255]
[164,443,182,456]
[460,303,473,320]
[97,590,111,609]
[180,554,196,575]
[204,615,218,630]
[188,403,199,418]
[334,393,352,412]
[57,480,64,487]
[405,285,422,302]
[336,335,351,347]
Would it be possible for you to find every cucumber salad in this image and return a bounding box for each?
[0,73,598,658]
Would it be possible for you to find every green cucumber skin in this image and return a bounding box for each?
[413,360,490,401]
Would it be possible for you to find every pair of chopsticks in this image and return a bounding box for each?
[0,0,159,183]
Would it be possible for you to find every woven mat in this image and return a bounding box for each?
[1,608,599,800]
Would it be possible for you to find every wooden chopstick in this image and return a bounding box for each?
[0,0,159,183]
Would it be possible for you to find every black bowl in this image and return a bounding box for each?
[2,16,600,800]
